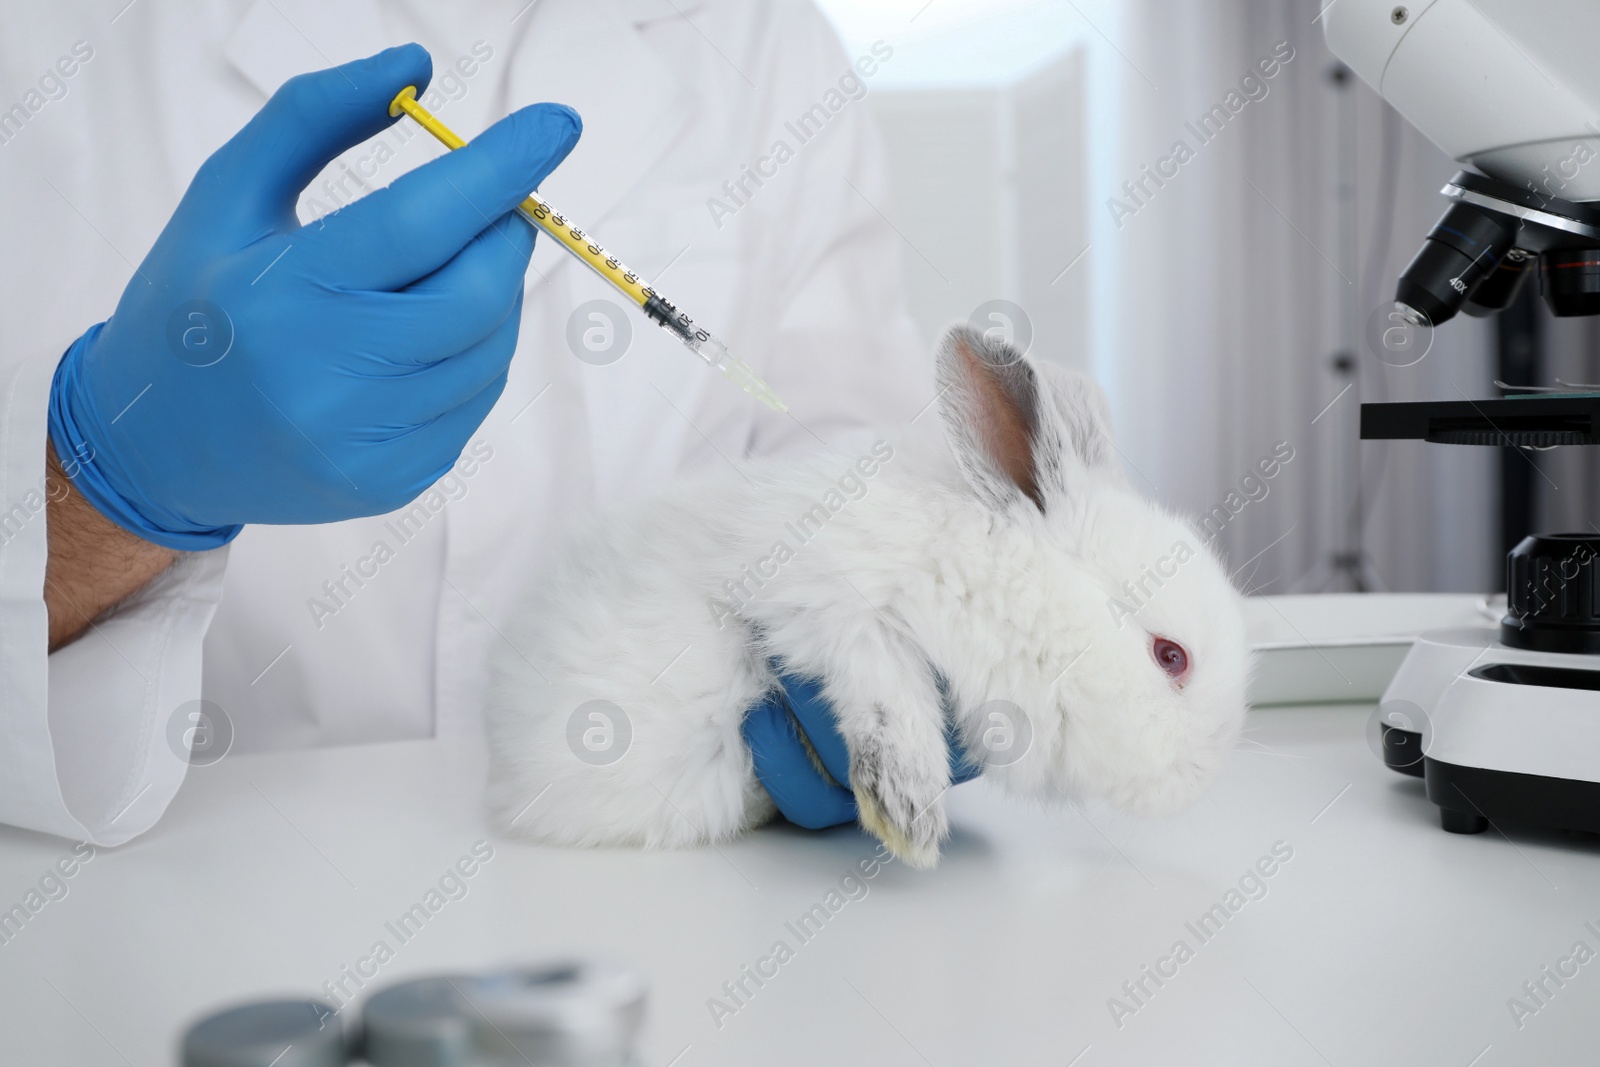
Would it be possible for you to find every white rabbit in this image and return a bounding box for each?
[486,324,1250,868]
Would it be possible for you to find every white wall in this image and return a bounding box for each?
[866,47,1089,372]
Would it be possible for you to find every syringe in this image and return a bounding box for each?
[388,87,787,413]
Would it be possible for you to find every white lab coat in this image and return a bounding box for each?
[0,0,928,844]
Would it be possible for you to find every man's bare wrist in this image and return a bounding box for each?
[44,438,179,650]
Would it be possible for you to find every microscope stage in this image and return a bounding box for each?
[1362,395,1600,447]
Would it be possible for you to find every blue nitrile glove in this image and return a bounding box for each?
[743,666,982,830]
[47,44,581,550]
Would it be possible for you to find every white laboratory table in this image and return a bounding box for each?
[2,704,1598,1066]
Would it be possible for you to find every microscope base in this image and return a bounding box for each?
[1376,627,1600,837]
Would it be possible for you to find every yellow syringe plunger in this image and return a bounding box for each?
[387,86,787,413]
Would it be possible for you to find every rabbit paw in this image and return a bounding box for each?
[851,734,949,869]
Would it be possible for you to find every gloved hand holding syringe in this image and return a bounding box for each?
[46,44,787,563]
[389,86,787,413]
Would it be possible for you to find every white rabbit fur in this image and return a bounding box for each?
[486,324,1250,868]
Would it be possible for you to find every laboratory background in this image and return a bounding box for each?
[4,0,1600,1065]
[841,0,1588,595]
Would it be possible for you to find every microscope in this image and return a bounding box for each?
[1325,0,1600,834]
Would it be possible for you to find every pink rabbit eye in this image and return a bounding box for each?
[1152,637,1189,683]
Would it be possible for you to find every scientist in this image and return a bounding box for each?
[0,1,953,844]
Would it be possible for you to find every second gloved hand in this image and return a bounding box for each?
[48,44,581,549]
[743,667,982,830]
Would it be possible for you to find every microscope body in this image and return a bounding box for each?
[1326,0,1600,199]
[1329,0,1600,326]
[1327,3,1600,837]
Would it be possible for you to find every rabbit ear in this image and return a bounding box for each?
[1032,359,1124,483]
[935,323,1057,512]
[935,324,1122,513]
